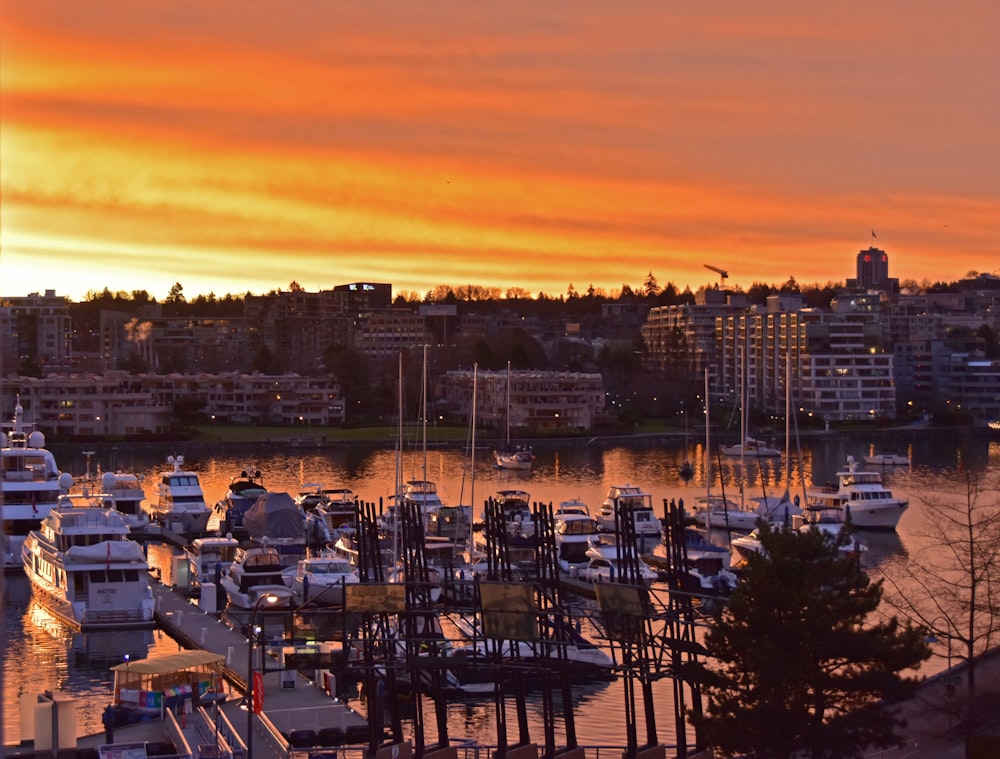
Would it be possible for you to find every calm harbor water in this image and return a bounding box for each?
[3,427,998,746]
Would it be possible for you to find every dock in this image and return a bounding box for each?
[17,578,369,759]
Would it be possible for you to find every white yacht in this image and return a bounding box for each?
[692,494,762,532]
[1,399,74,569]
[184,534,241,588]
[596,485,662,551]
[552,499,600,573]
[147,455,211,534]
[806,456,908,530]
[576,541,659,586]
[481,489,536,538]
[219,545,294,610]
[282,552,359,606]
[21,493,155,629]
[99,471,150,532]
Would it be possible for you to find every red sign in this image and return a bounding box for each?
[252,672,264,714]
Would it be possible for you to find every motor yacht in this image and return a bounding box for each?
[1,399,74,569]
[21,493,155,629]
[218,545,294,610]
[147,455,211,534]
[806,456,908,530]
[596,485,662,551]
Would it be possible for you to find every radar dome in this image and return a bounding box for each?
[102,472,117,491]
[59,472,75,490]
[28,430,46,448]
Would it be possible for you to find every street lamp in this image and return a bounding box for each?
[247,593,280,758]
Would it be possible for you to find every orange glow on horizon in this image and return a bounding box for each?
[1,0,997,302]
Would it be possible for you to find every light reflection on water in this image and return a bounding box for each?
[2,429,995,745]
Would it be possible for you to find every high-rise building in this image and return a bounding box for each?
[846,246,899,293]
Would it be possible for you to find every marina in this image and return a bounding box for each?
[2,428,998,755]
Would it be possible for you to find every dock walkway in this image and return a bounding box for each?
[74,578,368,758]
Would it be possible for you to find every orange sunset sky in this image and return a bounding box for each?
[1,0,998,302]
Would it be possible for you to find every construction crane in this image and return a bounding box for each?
[704,264,729,288]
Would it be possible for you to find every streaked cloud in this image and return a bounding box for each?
[2,0,997,300]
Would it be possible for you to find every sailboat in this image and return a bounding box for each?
[693,368,758,532]
[679,405,694,482]
[493,361,535,470]
[720,344,780,458]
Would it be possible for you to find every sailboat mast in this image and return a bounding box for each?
[505,359,511,447]
[422,344,428,480]
[704,367,711,496]
[469,364,478,554]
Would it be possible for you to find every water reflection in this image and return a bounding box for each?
[3,428,991,744]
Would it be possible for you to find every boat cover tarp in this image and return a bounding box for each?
[110,650,225,674]
[66,541,146,563]
[244,491,305,542]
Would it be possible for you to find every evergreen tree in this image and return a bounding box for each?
[685,523,929,759]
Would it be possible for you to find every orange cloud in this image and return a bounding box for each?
[2,0,997,300]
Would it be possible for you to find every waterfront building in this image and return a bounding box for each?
[440,369,606,431]
[0,371,345,436]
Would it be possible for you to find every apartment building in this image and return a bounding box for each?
[0,290,73,375]
[439,369,606,431]
[1,372,345,437]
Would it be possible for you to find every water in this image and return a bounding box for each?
[3,428,998,747]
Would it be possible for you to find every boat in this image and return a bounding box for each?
[243,491,309,567]
[400,479,446,518]
[218,545,294,609]
[691,494,762,532]
[98,471,150,532]
[147,455,211,534]
[21,493,155,630]
[494,446,535,470]
[747,494,803,527]
[1,398,74,569]
[213,466,267,538]
[282,552,359,606]
[473,490,540,576]
[646,526,737,594]
[444,612,614,694]
[552,499,601,573]
[483,488,536,538]
[183,534,241,589]
[109,649,228,724]
[795,505,870,560]
[863,451,910,467]
[310,486,359,535]
[731,507,869,569]
[720,437,782,458]
[596,485,662,551]
[493,361,534,470]
[425,503,473,542]
[805,455,909,530]
[576,541,659,586]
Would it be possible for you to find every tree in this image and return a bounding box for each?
[322,343,376,424]
[879,467,1000,736]
[685,524,929,759]
[643,271,660,297]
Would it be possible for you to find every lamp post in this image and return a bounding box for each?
[246,593,280,759]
